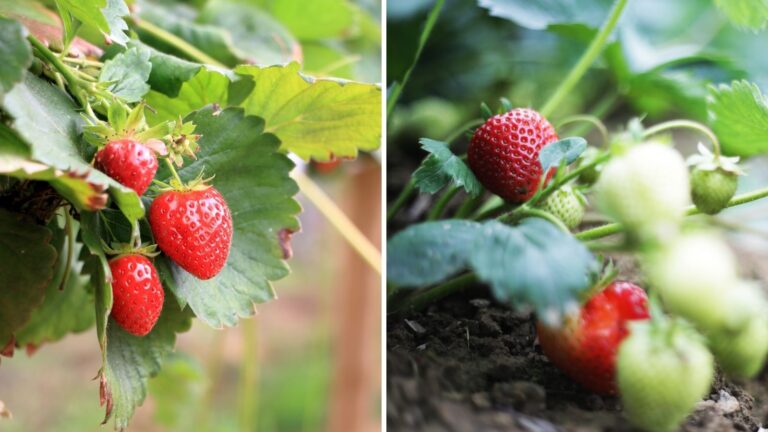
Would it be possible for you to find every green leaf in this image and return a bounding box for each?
[144,68,229,124]
[387,220,482,286]
[714,0,768,31]
[99,46,152,103]
[469,219,596,321]
[55,0,82,48]
[708,80,768,157]
[0,124,109,211]
[56,0,129,45]
[0,16,31,98]
[236,62,381,161]
[198,0,300,66]
[102,293,193,429]
[477,0,613,30]
[261,0,354,40]
[387,218,597,321]
[15,213,94,347]
[148,352,205,428]
[539,137,588,172]
[0,208,57,345]
[137,2,240,67]
[2,73,144,221]
[413,138,482,196]
[157,107,300,328]
[118,42,202,98]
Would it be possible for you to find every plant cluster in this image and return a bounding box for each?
[0,0,380,429]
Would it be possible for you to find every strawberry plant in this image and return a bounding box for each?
[388,0,768,430]
[0,0,380,429]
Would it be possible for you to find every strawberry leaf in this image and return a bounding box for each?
[2,73,144,221]
[388,218,597,321]
[101,291,193,429]
[0,208,57,346]
[413,138,482,197]
[714,0,768,31]
[79,211,112,360]
[99,46,152,103]
[259,0,354,41]
[539,137,587,172]
[144,68,229,125]
[156,106,300,328]
[15,213,94,347]
[0,16,31,98]
[477,0,613,30]
[708,80,768,157]
[235,62,381,161]
[55,0,129,45]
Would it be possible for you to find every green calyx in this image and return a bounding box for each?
[102,241,160,260]
[688,143,743,215]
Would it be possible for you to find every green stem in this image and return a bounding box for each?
[293,171,381,274]
[427,186,459,220]
[389,273,478,314]
[522,151,611,209]
[58,209,74,291]
[508,207,569,232]
[454,194,484,218]
[387,179,416,222]
[163,158,184,187]
[642,119,721,157]
[133,19,226,68]
[556,115,609,146]
[28,36,93,112]
[539,0,629,117]
[386,0,445,118]
[576,185,768,241]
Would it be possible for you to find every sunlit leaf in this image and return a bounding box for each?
[708,80,768,157]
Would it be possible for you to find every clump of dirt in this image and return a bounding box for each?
[387,286,768,432]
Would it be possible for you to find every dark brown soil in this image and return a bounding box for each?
[387,285,768,432]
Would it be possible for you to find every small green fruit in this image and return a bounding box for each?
[594,142,690,243]
[688,143,743,215]
[644,232,739,332]
[539,185,586,230]
[709,283,768,378]
[618,319,714,432]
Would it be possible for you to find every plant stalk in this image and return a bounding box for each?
[539,0,629,117]
[293,171,381,274]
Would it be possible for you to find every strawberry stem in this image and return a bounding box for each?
[556,115,609,147]
[509,206,570,233]
[163,158,184,187]
[642,119,722,158]
[57,209,75,291]
[426,186,460,220]
[539,0,629,118]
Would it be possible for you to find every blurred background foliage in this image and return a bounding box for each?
[0,0,381,431]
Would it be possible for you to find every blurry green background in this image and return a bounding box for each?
[0,0,382,431]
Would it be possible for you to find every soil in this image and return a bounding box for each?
[387,284,768,432]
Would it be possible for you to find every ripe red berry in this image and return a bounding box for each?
[95,138,158,196]
[536,281,650,395]
[149,186,233,280]
[109,254,164,337]
[468,108,558,203]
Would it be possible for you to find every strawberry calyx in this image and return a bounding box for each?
[102,241,160,260]
[84,102,171,155]
[153,162,214,193]
[687,142,744,176]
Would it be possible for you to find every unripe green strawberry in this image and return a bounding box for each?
[644,232,739,332]
[576,146,603,185]
[538,185,586,230]
[618,319,714,432]
[688,144,743,215]
[594,142,690,242]
[709,282,768,378]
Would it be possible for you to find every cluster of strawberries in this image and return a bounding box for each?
[95,128,232,337]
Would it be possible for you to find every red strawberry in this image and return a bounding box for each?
[95,138,158,196]
[536,281,650,395]
[109,254,164,336]
[149,186,233,280]
[468,108,558,202]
